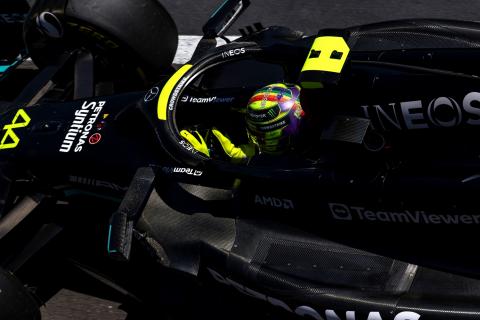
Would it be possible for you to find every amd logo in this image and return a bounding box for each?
[255,195,294,210]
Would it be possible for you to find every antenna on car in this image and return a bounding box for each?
[190,0,250,62]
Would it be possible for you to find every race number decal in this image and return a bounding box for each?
[301,36,350,74]
[0,109,31,150]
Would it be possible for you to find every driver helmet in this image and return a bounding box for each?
[245,83,304,155]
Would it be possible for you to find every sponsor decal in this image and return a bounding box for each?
[255,195,294,210]
[169,77,189,111]
[0,109,30,150]
[248,111,268,120]
[208,268,420,320]
[261,85,274,108]
[69,176,128,192]
[180,95,235,104]
[258,119,287,131]
[362,92,480,130]
[221,47,246,59]
[329,203,480,225]
[172,167,203,176]
[144,86,160,102]
[179,140,199,154]
[211,96,235,103]
[36,12,63,38]
[0,13,26,24]
[95,114,108,131]
[96,120,106,131]
[59,100,105,153]
[88,133,102,145]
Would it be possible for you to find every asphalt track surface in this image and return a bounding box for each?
[39,0,480,319]
[164,0,480,36]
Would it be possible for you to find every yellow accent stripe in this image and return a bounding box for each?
[157,64,193,120]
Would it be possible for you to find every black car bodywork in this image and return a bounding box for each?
[2,1,480,319]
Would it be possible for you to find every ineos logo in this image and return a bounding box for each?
[362,91,480,130]
[221,47,246,59]
[36,12,63,39]
[427,97,462,128]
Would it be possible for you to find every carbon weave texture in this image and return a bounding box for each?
[350,19,480,51]
[249,235,409,294]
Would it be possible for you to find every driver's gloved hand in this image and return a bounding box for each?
[180,128,254,163]
[209,128,254,163]
[180,129,210,156]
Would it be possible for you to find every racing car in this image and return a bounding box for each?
[2,0,480,319]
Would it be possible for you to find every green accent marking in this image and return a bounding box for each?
[107,224,118,254]
[301,82,324,89]
[211,0,228,18]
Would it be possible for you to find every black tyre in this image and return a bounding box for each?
[24,0,178,78]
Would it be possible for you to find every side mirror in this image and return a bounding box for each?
[202,0,250,39]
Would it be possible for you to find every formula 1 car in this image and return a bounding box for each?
[3,0,480,319]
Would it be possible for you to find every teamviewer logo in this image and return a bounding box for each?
[329,203,353,220]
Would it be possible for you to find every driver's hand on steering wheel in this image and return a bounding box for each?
[180,128,254,164]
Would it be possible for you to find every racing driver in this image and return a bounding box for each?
[180,83,305,163]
